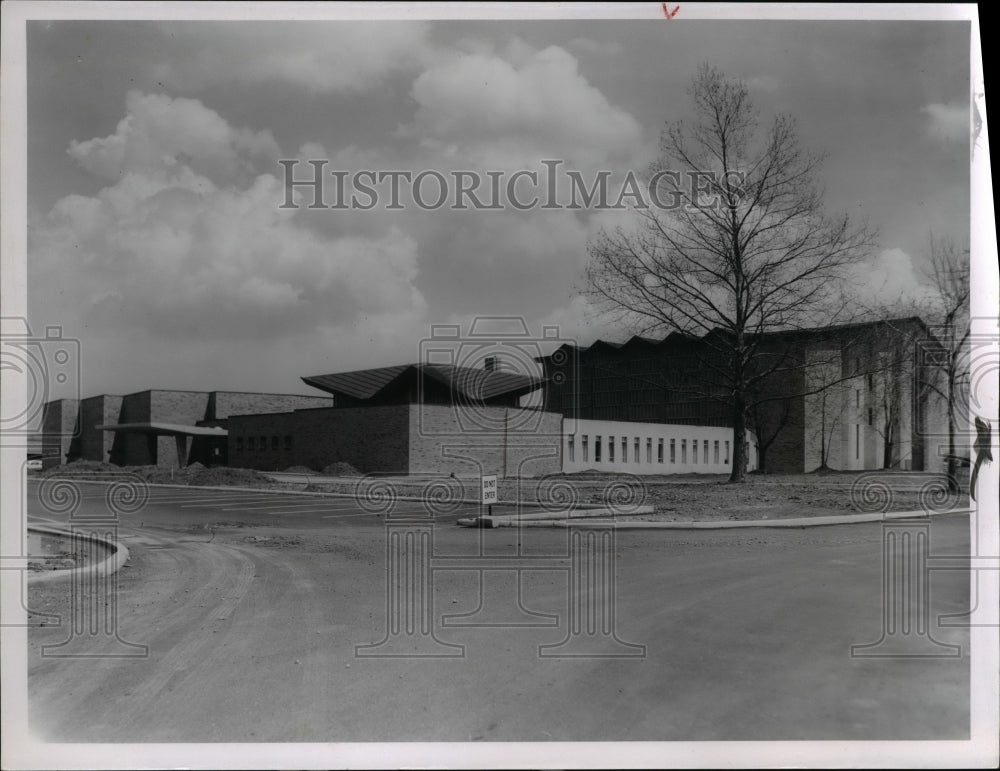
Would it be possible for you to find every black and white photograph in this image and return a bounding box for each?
[1,2,996,768]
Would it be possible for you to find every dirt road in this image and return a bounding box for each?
[25,481,971,742]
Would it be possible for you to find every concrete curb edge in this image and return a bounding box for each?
[26,524,130,585]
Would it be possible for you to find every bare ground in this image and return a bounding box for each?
[30,463,970,522]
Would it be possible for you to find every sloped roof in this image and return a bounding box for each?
[301,363,545,402]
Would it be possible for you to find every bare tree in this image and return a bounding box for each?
[586,64,875,481]
[920,236,971,490]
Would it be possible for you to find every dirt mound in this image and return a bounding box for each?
[186,466,276,487]
[42,459,118,475]
[283,465,315,474]
[320,462,361,477]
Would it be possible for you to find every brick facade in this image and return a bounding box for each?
[227,404,563,477]
[228,405,411,473]
[74,395,123,463]
[40,398,79,465]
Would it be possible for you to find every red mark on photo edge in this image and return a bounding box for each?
[661,3,680,18]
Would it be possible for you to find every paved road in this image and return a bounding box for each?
[24,479,971,742]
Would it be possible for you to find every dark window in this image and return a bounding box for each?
[248,437,255,451]
[260,436,267,451]
[714,440,720,464]
[856,424,860,459]
[646,438,652,463]
[868,408,873,426]
[658,438,664,463]
[704,440,709,464]
[236,437,244,453]
[609,436,615,463]
[284,435,293,451]
[634,437,640,464]
[567,436,575,463]
[271,436,279,450]
[595,436,602,463]
[670,438,675,463]
[622,437,627,463]
[582,435,589,462]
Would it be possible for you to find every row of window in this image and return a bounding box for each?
[567,435,734,466]
[235,435,293,453]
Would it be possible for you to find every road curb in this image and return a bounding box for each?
[26,525,130,585]
[461,507,973,530]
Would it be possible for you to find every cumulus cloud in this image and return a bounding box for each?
[846,248,937,309]
[402,41,646,170]
[31,92,426,341]
[68,91,281,185]
[154,21,433,94]
[921,102,968,143]
[151,22,434,94]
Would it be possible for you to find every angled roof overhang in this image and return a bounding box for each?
[96,422,228,437]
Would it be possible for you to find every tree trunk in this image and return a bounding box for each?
[729,395,747,483]
[946,385,958,492]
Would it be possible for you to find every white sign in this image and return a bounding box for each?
[481,474,498,505]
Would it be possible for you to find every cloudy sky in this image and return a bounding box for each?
[26,16,971,399]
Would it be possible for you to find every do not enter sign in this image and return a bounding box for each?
[481,475,498,505]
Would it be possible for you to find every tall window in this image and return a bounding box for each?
[704,440,709,464]
[856,424,860,459]
[714,440,719,464]
[271,435,279,450]
[582,435,589,462]
[236,436,244,453]
[670,438,676,463]
[724,441,730,464]
[622,437,628,463]
[681,439,687,464]
[248,437,255,451]
[692,438,698,464]
[634,437,640,464]
[568,436,575,463]
[284,435,292,451]
[595,436,602,463]
[868,408,874,426]
[856,389,860,408]
[260,436,267,451]
[647,438,652,463]
[609,436,615,463]
[658,438,664,463]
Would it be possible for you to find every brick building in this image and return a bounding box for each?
[38,390,332,468]
[538,317,948,474]
[228,363,563,476]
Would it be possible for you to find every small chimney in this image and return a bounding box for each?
[484,356,499,372]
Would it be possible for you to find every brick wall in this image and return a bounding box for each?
[209,392,332,420]
[409,405,562,477]
[228,405,411,473]
[40,399,79,465]
[111,392,153,465]
[77,395,123,463]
